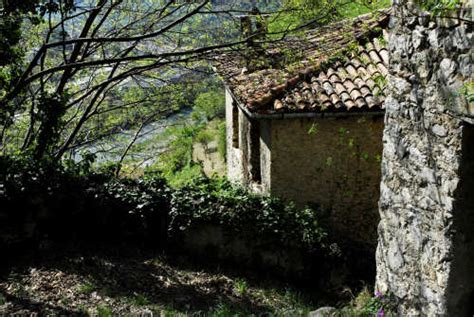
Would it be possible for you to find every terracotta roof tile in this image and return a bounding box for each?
[213,10,390,114]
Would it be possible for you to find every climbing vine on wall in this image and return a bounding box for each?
[414,0,463,15]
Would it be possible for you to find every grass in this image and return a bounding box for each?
[233,279,248,296]
[78,281,96,294]
[132,294,150,306]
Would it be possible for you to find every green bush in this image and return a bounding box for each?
[337,287,398,317]
[0,155,338,280]
[168,177,334,254]
[191,91,225,122]
[0,155,169,248]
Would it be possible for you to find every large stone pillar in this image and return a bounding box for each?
[376,1,473,315]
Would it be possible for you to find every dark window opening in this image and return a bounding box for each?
[232,103,239,148]
[249,120,261,183]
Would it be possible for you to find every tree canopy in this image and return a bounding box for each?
[0,0,392,164]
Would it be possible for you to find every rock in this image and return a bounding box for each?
[452,25,470,50]
[412,27,425,50]
[308,307,337,317]
[439,58,457,83]
[432,124,447,137]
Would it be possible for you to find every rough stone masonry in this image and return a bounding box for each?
[376,1,473,315]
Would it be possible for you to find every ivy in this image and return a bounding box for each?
[168,177,334,254]
[0,155,336,262]
[415,0,462,15]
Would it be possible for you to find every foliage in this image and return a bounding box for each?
[0,154,170,247]
[151,87,225,187]
[33,94,68,159]
[155,123,205,187]
[78,282,96,295]
[0,0,243,161]
[0,0,76,138]
[191,91,225,122]
[268,0,390,35]
[233,279,249,296]
[168,177,332,254]
[459,81,474,104]
[0,0,72,68]
[337,287,398,317]
[0,155,336,277]
[97,305,113,317]
[415,0,462,15]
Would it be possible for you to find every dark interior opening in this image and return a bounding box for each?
[249,120,261,183]
[232,102,239,149]
[447,122,474,316]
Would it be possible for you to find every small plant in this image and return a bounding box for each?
[378,35,388,46]
[208,302,235,317]
[233,279,249,296]
[372,74,388,90]
[348,138,355,148]
[307,122,319,135]
[325,156,333,167]
[77,304,88,314]
[0,294,6,305]
[367,290,398,317]
[97,305,113,317]
[338,127,349,144]
[132,294,150,306]
[78,282,96,294]
[338,287,398,316]
[459,81,474,104]
[282,288,313,315]
[59,296,72,306]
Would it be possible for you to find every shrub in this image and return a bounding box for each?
[168,177,331,253]
[0,155,169,249]
[192,91,225,121]
[0,155,339,280]
[337,287,398,317]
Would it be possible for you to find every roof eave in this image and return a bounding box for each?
[224,86,385,120]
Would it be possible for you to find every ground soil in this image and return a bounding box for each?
[0,245,329,316]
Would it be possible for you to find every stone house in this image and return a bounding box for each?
[214,12,390,248]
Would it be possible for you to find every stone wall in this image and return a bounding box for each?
[269,115,384,248]
[376,2,473,315]
[225,89,244,182]
[226,88,271,193]
[226,87,384,247]
[192,140,226,177]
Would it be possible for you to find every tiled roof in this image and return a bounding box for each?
[213,11,390,114]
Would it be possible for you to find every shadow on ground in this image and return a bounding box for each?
[0,245,322,315]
